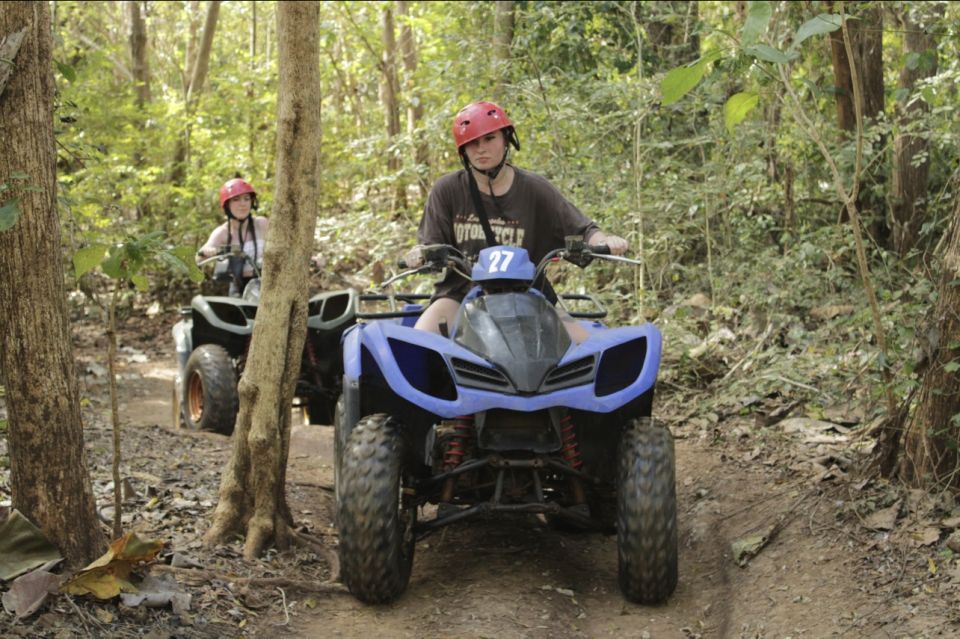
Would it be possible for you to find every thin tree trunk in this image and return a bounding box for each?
[171,0,221,185]
[0,0,103,566]
[901,198,960,485]
[204,0,322,558]
[381,6,404,210]
[128,0,150,107]
[397,0,427,199]
[826,2,884,233]
[492,0,514,102]
[890,5,943,256]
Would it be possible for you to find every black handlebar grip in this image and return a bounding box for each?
[398,259,409,269]
[589,244,611,255]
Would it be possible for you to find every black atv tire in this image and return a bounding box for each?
[183,344,238,434]
[338,414,415,604]
[617,417,678,604]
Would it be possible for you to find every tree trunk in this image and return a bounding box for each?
[171,0,221,185]
[890,5,943,257]
[492,0,514,102]
[901,199,960,486]
[204,0,321,559]
[826,2,885,233]
[641,1,700,68]
[0,1,103,566]
[380,6,404,211]
[128,0,151,107]
[397,0,427,199]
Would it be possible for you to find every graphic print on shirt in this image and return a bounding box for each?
[453,213,525,253]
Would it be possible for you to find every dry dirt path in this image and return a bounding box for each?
[83,330,952,639]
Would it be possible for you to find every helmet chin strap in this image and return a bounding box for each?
[467,146,510,181]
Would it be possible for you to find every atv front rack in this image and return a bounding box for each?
[356,292,432,320]
[412,454,603,535]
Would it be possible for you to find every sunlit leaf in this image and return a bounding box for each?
[60,533,163,600]
[791,13,842,51]
[130,274,149,292]
[0,200,20,231]
[660,50,723,106]
[741,1,772,46]
[724,92,760,134]
[73,244,108,278]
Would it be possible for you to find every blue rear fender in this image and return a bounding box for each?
[344,319,661,418]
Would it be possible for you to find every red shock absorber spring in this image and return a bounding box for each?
[560,415,583,469]
[442,415,474,470]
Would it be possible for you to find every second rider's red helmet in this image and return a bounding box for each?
[219,178,257,209]
[452,101,520,152]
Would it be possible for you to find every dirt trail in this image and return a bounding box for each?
[50,325,952,639]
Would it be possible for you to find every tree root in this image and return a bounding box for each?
[150,565,347,595]
[291,529,340,583]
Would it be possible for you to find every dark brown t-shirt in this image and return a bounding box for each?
[417,167,599,300]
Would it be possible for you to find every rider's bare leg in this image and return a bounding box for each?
[560,312,590,344]
[414,297,461,334]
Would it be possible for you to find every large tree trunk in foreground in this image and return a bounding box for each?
[204,1,321,559]
[0,1,103,566]
[900,201,960,486]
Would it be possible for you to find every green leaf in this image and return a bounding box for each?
[791,13,842,51]
[945,361,960,374]
[0,199,20,231]
[101,252,122,279]
[167,246,205,283]
[54,59,76,83]
[724,92,760,134]
[660,50,723,106]
[744,44,796,64]
[742,1,772,46]
[9,171,30,181]
[130,274,149,292]
[73,244,108,278]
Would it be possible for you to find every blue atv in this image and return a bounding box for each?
[172,249,357,433]
[335,238,676,605]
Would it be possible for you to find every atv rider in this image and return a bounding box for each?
[404,101,628,341]
[197,178,269,297]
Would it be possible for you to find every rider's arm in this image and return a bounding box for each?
[196,224,228,262]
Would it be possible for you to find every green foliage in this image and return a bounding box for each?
[0,199,19,231]
[73,233,202,290]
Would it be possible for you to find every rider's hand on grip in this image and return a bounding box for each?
[402,245,424,269]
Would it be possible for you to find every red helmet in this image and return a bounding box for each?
[219,178,257,208]
[452,101,517,151]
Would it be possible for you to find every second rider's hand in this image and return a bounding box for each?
[589,232,629,256]
[403,245,425,268]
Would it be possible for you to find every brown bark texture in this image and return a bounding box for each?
[641,1,700,68]
[381,7,402,171]
[492,0,514,102]
[397,0,428,198]
[890,5,943,256]
[0,1,103,565]
[128,0,151,107]
[204,0,321,559]
[827,2,883,131]
[901,200,960,486]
